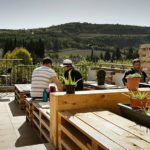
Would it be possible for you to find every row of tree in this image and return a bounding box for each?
[3,38,45,59]
[89,47,138,62]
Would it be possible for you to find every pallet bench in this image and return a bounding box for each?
[58,108,150,150]
[25,97,33,123]
[32,100,51,142]
[15,84,31,109]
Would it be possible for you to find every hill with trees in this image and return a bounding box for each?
[0,22,150,60]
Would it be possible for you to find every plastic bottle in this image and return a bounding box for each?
[43,88,48,102]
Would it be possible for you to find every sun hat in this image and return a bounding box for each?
[60,59,73,67]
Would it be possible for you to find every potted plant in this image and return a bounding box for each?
[119,91,150,128]
[60,70,82,94]
[126,73,141,91]
[96,69,106,85]
[122,91,149,109]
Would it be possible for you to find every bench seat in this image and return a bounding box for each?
[58,108,150,150]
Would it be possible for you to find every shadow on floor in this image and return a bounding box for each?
[15,121,43,147]
[0,92,13,102]
[0,99,10,102]
[9,100,25,116]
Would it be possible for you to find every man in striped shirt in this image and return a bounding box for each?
[30,57,62,98]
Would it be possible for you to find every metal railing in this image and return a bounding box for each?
[0,59,131,86]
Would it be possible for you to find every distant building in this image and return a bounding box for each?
[138,44,150,77]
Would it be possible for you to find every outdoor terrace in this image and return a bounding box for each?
[0,59,150,150]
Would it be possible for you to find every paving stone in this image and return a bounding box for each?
[0,93,44,149]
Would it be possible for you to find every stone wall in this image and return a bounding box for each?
[139,44,150,78]
[87,67,125,86]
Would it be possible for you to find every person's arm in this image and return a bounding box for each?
[122,71,128,86]
[142,71,148,82]
[50,76,63,91]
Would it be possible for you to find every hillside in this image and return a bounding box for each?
[0,22,150,58]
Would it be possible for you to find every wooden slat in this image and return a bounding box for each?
[59,112,125,150]
[33,118,40,130]
[33,111,40,119]
[41,128,50,142]
[73,111,150,150]
[41,119,50,131]
[60,133,81,150]
[15,84,31,92]
[40,108,50,120]
[93,110,150,143]
[59,124,91,150]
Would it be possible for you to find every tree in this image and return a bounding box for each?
[35,38,45,58]
[3,39,13,55]
[53,38,62,51]
[126,47,134,59]
[111,51,116,61]
[4,47,32,64]
[116,47,122,60]
[104,50,111,60]
[100,53,104,60]
[90,47,94,61]
[27,39,35,54]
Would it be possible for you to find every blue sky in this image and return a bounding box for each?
[0,0,150,29]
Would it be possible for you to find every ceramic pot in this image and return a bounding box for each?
[127,77,140,91]
[130,98,148,109]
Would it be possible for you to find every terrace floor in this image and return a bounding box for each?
[0,92,44,149]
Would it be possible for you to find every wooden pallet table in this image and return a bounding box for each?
[58,108,150,150]
[15,84,31,109]
[32,100,51,142]
[25,97,33,123]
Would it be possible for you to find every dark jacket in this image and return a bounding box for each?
[122,68,147,85]
[64,68,83,91]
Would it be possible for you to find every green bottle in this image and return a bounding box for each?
[43,88,48,102]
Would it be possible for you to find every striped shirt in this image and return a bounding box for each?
[30,66,56,97]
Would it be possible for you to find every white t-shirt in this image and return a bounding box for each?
[30,66,56,97]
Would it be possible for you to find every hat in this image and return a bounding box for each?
[132,58,140,64]
[60,59,73,67]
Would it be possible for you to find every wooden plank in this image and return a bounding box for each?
[59,112,124,150]
[73,111,150,150]
[59,124,91,150]
[14,84,31,92]
[41,128,50,142]
[41,119,50,131]
[60,132,81,150]
[33,118,40,130]
[33,111,40,119]
[40,108,50,120]
[93,110,150,143]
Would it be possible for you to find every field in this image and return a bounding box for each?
[47,49,103,57]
